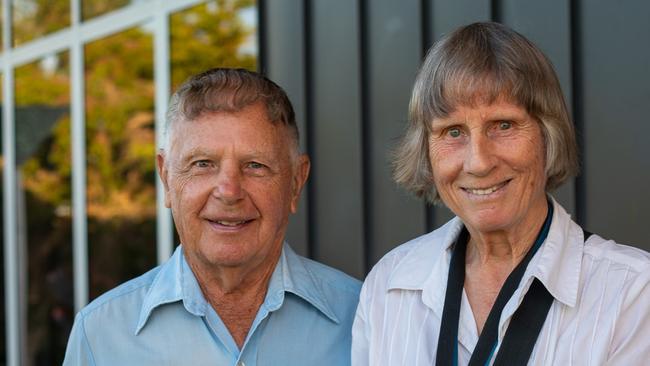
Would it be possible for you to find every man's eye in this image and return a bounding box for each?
[193,160,211,168]
[498,121,512,130]
[248,162,264,169]
[447,127,462,138]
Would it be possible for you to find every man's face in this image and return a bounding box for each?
[158,102,309,274]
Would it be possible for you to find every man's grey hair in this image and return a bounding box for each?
[164,68,299,153]
[394,22,579,203]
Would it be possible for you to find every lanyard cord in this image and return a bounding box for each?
[436,200,554,366]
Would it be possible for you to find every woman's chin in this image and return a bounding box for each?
[461,210,517,234]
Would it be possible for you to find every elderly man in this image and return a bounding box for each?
[64,68,361,365]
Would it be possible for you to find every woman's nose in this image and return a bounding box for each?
[463,134,496,177]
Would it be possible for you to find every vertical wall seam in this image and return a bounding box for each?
[421,0,432,53]
[256,0,267,74]
[359,0,372,274]
[491,0,502,23]
[421,0,436,233]
[570,0,586,227]
[303,0,316,260]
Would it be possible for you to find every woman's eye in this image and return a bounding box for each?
[498,121,512,130]
[447,127,462,138]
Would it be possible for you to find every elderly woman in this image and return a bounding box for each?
[351,22,650,366]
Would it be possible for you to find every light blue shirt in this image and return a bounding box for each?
[63,244,361,366]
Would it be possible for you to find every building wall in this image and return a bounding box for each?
[264,0,650,279]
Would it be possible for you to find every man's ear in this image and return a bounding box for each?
[156,150,172,208]
[290,154,310,214]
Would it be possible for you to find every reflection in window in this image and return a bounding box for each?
[15,53,73,365]
[13,0,70,46]
[1,5,3,51]
[85,26,156,300]
[170,0,258,90]
[81,0,130,20]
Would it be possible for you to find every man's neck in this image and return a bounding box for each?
[187,249,281,349]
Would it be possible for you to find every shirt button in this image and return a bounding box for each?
[237,362,245,366]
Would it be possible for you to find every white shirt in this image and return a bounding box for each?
[352,198,650,365]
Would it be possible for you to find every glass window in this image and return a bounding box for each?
[13,0,70,46]
[170,0,258,90]
[1,5,4,51]
[15,52,73,365]
[81,0,130,21]
[84,25,156,300]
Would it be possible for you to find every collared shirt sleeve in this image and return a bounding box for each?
[63,313,96,366]
[606,267,650,364]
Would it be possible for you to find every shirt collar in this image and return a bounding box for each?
[265,243,340,324]
[385,196,585,313]
[523,197,583,307]
[135,243,339,335]
[387,216,465,315]
[135,245,208,335]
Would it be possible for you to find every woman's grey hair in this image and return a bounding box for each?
[394,22,579,203]
[164,68,299,153]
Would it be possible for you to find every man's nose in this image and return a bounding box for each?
[463,134,496,177]
[212,163,244,204]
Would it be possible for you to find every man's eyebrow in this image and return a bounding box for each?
[176,148,213,164]
[176,148,275,163]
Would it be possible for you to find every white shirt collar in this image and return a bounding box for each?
[385,197,585,317]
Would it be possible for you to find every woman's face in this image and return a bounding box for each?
[428,98,548,235]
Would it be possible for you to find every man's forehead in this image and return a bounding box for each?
[168,127,292,162]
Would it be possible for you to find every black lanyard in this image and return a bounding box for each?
[436,201,554,366]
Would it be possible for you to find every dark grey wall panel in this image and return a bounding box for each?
[310,0,365,278]
[428,0,491,229]
[579,0,650,250]
[366,0,427,265]
[429,0,491,41]
[259,0,650,276]
[500,0,576,215]
[262,0,309,256]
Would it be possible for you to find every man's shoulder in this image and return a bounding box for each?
[77,265,162,322]
[296,255,362,296]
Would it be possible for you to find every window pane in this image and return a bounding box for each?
[170,0,258,90]
[1,5,4,51]
[85,25,156,300]
[15,52,73,365]
[13,0,70,46]
[81,0,130,21]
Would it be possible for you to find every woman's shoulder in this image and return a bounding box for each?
[582,233,650,274]
[578,232,650,309]
[363,217,462,289]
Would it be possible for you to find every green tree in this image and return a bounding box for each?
[171,0,256,88]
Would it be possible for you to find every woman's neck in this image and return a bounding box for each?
[465,200,549,268]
